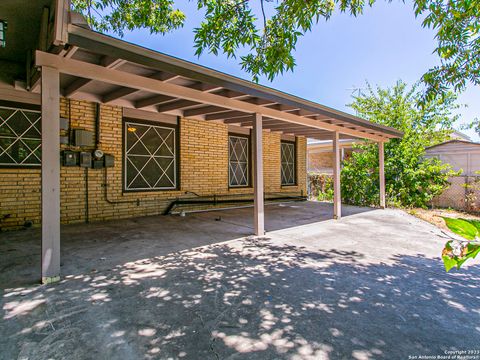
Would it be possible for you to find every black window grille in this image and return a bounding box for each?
[229,135,249,187]
[124,120,177,190]
[0,106,41,167]
[281,141,296,185]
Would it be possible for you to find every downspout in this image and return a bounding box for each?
[95,102,101,147]
[85,167,89,223]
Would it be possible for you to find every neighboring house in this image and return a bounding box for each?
[307,130,475,175]
[425,139,480,211]
[307,139,356,174]
[425,140,480,176]
[0,0,401,282]
[450,130,471,141]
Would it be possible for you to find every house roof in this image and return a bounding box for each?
[307,139,358,150]
[2,2,402,142]
[425,139,480,151]
[451,130,471,141]
[64,25,402,141]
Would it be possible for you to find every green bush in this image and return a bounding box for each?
[340,81,460,208]
[308,173,334,201]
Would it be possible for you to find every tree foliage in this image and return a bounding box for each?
[416,0,480,101]
[462,117,480,137]
[340,80,459,208]
[71,0,185,36]
[71,0,480,98]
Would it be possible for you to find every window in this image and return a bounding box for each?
[229,135,250,187]
[124,120,177,191]
[281,141,296,185]
[0,105,41,166]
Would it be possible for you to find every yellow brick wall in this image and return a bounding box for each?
[0,99,307,230]
[308,151,334,172]
[307,148,353,174]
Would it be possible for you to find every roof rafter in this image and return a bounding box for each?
[135,94,175,108]
[157,99,199,112]
[205,110,249,121]
[183,105,229,117]
[63,56,126,97]
[102,71,180,103]
[36,51,389,142]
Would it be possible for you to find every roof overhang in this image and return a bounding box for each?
[31,12,402,142]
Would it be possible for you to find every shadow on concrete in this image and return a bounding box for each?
[0,202,373,287]
[1,237,479,359]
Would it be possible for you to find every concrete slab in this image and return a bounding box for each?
[0,201,479,359]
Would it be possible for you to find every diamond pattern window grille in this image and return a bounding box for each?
[0,106,41,166]
[229,135,249,187]
[281,141,296,185]
[124,121,177,190]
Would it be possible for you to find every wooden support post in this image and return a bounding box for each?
[333,131,341,219]
[41,66,61,284]
[253,113,265,236]
[379,141,386,209]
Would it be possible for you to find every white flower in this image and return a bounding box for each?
[450,240,464,257]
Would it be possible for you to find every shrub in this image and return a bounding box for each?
[340,81,460,208]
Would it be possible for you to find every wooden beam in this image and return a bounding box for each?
[379,141,386,208]
[102,71,181,103]
[212,89,246,98]
[57,45,79,58]
[188,83,223,92]
[156,72,179,82]
[206,110,249,121]
[63,78,91,97]
[53,0,69,46]
[39,7,49,52]
[103,87,138,103]
[183,105,229,117]
[41,66,61,284]
[223,116,257,124]
[262,123,307,130]
[333,132,341,219]
[288,109,317,117]
[36,51,388,141]
[64,57,127,97]
[135,94,175,108]
[253,113,265,236]
[267,104,299,111]
[242,98,277,106]
[157,99,199,112]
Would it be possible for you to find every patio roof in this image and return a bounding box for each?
[9,2,393,283]
[31,19,401,142]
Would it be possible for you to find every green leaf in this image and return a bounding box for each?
[442,255,457,272]
[467,219,480,233]
[442,217,479,240]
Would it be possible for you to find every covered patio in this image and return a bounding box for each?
[1,201,479,359]
[12,2,400,283]
[1,202,372,286]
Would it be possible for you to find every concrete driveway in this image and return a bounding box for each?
[1,202,479,359]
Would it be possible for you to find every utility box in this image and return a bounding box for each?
[60,118,69,131]
[79,152,92,168]
[74,129,94,147]
[62,150,77,166]
[92,159,104,169]
[104,154,115,167]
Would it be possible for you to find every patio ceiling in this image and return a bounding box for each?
[34,23,402,142]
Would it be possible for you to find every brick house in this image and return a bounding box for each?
[0,0,401,282]
[307,139,357,174]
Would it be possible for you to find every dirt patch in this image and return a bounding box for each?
[408,208,480,232]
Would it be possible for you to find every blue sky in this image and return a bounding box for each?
[114,0,479,141]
